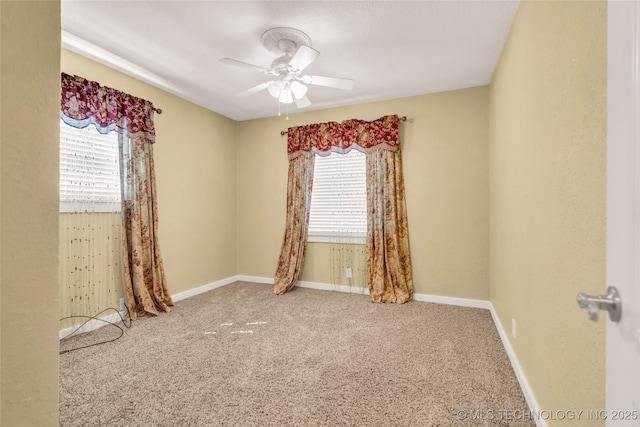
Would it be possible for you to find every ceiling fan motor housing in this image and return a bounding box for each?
[271,55,294,75]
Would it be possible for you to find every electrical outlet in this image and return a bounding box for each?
[512,319,517,339]
[345,267,353,278]
[119,298,125,311]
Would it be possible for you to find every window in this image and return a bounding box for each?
[308,150,367,244]
[59,119,121,213]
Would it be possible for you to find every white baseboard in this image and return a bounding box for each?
[234,275,274,285]
[413,292,491,309]
[171,275,241,302]
[233,276,370,295]
[489,305,546,427]
[235,276,491,306]
[297,280,370,295]
[59,310,126,340]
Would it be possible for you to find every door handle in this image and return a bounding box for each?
[577,286,622,322]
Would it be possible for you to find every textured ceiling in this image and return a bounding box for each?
[62,1,519,121]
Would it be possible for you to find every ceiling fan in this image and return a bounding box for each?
[220,27,355,109]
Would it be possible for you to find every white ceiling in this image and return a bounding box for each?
[61,1,519,122]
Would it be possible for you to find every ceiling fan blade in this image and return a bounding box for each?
[294,95,311,109]
[288,46,320,72]
[236,81,272,97]
[301,74,355,90]
[220,58,270,74]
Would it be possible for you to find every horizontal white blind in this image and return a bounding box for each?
[60,120,121,213]
[309,150,366,244]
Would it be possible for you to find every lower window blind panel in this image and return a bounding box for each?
[309,150,366,244]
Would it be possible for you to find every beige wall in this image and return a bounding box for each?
[1,1,61,425]
[1,5,3,421]
[237,87,490,299]
[489,1,606,422]
[62,50,238,295]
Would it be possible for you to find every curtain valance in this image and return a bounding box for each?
[287,115,400,159]
[60,73,156,142]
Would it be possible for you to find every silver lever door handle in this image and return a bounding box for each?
[577,286,622,322]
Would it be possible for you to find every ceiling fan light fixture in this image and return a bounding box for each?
[267,81,283,98]
[290,81,308,99]
[278,87,294,104]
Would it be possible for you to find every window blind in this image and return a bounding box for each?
[60,120,121,213]
[308,150,367,244]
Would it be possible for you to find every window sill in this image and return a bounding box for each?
[307,234,366,245]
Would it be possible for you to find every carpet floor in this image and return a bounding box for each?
[60,281,534,426]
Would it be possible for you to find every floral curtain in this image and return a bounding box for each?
[366,148,413,303]
[278,115,413,302]
[61,73,173,317]
[61,73,156,140]
[287,115,400,159]
[273,153,315,295]
[119,132,173,316]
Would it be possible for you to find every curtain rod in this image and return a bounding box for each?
[280,115,407,135]
[154,108,162,114]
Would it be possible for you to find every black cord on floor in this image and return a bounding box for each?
[59,304,132,354]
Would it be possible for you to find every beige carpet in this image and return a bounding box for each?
[60,281,534,426]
